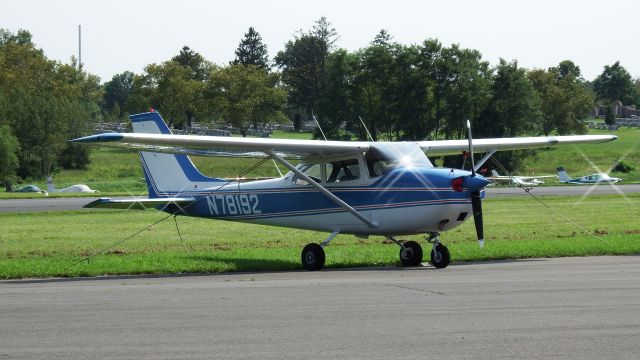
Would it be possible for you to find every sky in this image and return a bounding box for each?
[3,0,639,82]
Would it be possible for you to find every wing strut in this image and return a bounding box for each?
[473,149,496,172]
[265,150,379,229]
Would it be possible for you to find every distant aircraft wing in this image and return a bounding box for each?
[84,197,197,210]
[417,135,618,156]
[71,133,370,159]
[484,177,513,183]
[516,175,557,180]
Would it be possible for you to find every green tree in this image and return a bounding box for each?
[473,59,542,171]
[604,105,616,126]
[275,17,338,137]
[316,49,358,139]
[0,125,19,190]
[131,60,206,129]
[593,61,638,104]
[103,71,134,120]
[528,60,593,135]
[439,44,492,140]
[352,32,396,140]
[172,46,210,81]
[233,27,270,70]
[0,28,101,178]
[477,59,541,138]
[206,64,287,137]
[416,38,445,138]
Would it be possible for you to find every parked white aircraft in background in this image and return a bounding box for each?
[556,167,622,184]
[46,176,99,193]
[486,170,556,187]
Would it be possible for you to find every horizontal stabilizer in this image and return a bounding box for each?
[84,197,197,210]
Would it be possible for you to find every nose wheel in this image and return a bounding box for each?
[426,233,451,268]
[430,243,450,268]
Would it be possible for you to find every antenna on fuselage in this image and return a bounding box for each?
[358,116,374,142]
[311,111,328,141]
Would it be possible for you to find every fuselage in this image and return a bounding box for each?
[562,173,622,184]
[165,166,484,236]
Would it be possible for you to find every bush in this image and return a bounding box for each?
[612,161,634,173]
[58,142,91,170]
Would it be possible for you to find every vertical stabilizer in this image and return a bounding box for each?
[46,176,56,193]
[556,167,572,182]
[131,111,225,197]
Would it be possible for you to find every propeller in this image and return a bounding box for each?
[466,120,484,248]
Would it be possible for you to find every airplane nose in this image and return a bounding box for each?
[465,175,490,193]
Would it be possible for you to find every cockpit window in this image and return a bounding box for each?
[326,159,361,183]
[292,163,321,185]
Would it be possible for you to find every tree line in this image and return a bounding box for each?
[2,18,639,186]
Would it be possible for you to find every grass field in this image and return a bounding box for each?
[2,127,637,199]
[0,194,638,279]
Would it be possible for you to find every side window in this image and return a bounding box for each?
[326,159,361,183]
[292,163,321,185]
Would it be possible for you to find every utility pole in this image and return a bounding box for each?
[78,24,82,70]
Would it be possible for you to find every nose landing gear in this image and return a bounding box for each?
[427,233,450,269]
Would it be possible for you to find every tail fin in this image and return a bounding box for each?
[46,176,56,193]
[491,169,501,177]
[131,111,225,197]
[556,166,572,182]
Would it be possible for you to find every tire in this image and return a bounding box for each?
[301,243,325,271]
[430,243,451,269]
[399,240,423,267]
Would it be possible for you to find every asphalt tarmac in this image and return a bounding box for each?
[1,184,639,212]
[2,256,640,359]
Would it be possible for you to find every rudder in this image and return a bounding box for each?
[131,111,225,197]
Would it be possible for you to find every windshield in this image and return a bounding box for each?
[366,143,432,177]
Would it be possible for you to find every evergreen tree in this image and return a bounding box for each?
[172,46,209,81]
[233,27,270,70]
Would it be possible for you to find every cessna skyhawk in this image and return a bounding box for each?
[72,112,617,270]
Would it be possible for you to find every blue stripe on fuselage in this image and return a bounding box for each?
[160,167,481,220]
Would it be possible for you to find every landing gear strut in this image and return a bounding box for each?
[387,236,423,267]
[427,233,450,269]
[301,231,339,271]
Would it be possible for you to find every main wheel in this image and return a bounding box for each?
[399,240,423,267]
[430,243,450,269]
[301,243,325,271]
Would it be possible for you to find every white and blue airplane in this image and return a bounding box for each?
[71,112,617,270]
[487,169,556,187]
[557,167,622,184]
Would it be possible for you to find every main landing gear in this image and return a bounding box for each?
[388,233,451,269]
[301,231,339,271]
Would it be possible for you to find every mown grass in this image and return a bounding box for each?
[0,194,638,279]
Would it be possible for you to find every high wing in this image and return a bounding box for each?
[71,133,617,159]
[71,133,370,159]
[417,135,617,156]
